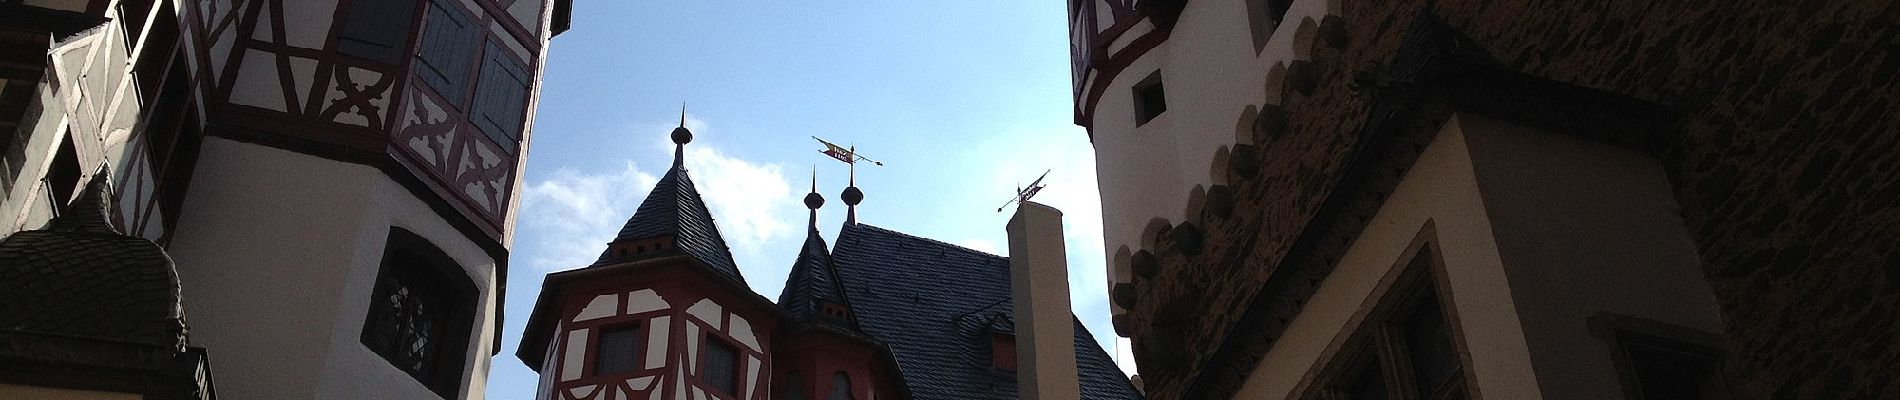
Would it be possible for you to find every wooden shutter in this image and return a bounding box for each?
[415,0,478,107]
[471,44,530,152]
[338,0,420,64]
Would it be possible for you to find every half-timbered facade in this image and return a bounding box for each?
[518,124,1142,400]
[0,0,573,398]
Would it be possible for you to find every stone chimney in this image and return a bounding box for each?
[1007,201,1080,400]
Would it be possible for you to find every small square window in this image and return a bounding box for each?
[1133,71,1167,126]
[594,324,642,376]
[701,336,741,396]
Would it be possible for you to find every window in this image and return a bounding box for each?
[414,0,479,108]
[1306,249,1470,400]
[991,332,1018,371]
[361,228,477,399]
[1244,0,1292,52]
[470,43,531,152]
[1616,331,1725,400]
[827,372,854,400]
[700,335,740,396]
[1133,71,1167,126]
[594,323,642,376]
[338,0,420,64]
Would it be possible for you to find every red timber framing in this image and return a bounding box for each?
[187,0,553,245]
[539,257,786,400]
[1068,0,1181,137]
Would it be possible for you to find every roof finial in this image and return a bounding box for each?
[804,166,824,230]
[670,103,693,169]
[840,145,863,225]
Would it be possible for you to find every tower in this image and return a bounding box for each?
[519,120,784,400]
[0,0,574,398]
[770,173,897,400]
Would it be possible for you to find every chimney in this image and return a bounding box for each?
[1007,201,1080,400]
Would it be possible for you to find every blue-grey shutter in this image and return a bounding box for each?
[338,0,420,64]
[471,43,530,152]
[415,0,478,108]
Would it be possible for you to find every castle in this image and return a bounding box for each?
[1071,0,1898,398]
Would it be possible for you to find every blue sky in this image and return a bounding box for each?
[489,1,1121,397]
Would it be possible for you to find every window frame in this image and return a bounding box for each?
[591,321,645,377]
[1133,70,1167,126]
[359,227,479,399]
[1297,225,1479,400]
[1591,313,1731,400]
[1244,0,1293,53]
[413,0,481,109]
[469,42,532,153]
[336,0,423,64]
[699,333,743,398]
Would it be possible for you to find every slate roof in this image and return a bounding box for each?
[777,226,853,328]
[828,223,1142,400]
[0,177,185,348]
[598,164,746,285]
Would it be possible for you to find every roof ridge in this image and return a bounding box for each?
[843,223,1008,259]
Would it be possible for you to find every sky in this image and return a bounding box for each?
[489,1,1123,397]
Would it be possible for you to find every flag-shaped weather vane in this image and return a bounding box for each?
[997,169,1051,212]
[813,136,884,166]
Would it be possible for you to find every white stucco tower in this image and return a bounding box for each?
[0,0,574,399]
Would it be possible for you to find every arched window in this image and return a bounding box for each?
[360,227,477,399]
[827,372,854,400]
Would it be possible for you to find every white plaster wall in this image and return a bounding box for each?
[0,383,140,400]
[1087,0,1339,312]
[165,137,498,400]
[1460,115,1724,399]
[1230,115,1725,399]
[2,17,172,240]
[1232,116,1543,400]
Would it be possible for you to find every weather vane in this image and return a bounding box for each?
[813,136,884,166]
[997,169,1051,212]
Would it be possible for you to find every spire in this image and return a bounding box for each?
[595,109,745,284]
[671,103,692,169]
[840,145,863,225]
[804,167,824,230]
[777,176,854,328]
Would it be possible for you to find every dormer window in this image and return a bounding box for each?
[991,332,1018,371]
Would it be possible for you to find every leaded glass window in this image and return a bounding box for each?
[361,228,477,399]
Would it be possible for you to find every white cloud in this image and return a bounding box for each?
[518,163,657,271]
[517,114,796,272]
[683,144,795,256]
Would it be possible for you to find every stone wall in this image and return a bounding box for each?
[1122,0,1900,398]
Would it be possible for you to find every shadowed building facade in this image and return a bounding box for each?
[1070,0,1897,399]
